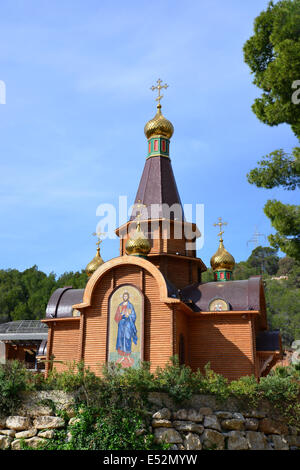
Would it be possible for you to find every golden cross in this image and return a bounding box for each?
[134,199,146,220]
[150,78,169,105]
[213,217,228,241]
[92,231,106,248]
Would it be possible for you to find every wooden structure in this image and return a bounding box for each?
[0,320,48,371]
[42,87,282,380]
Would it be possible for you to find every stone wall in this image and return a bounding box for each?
[0,391,299,450]
[0,391,76,450]
[147,392,300,450]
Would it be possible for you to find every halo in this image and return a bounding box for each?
[120,290,130,299]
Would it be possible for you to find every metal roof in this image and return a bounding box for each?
[0,320,48,341]
[256,330,281,351]
[46,287,84,318]
[181,276,263,312]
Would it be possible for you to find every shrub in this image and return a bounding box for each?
[154,356,195,402]
[43,405,167,451]
[0,360,31,415]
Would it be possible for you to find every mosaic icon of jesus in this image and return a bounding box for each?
[114,291,137,368]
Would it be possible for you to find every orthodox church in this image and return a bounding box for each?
[41,81,282,381]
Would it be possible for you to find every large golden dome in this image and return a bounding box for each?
[125,222,151,257]
[144,104,174,140]
[210,240,235,272]
[86,247,104,277]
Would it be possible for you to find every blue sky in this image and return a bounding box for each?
[0,0,298,276]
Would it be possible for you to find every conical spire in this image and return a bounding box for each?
[130,79,183,221]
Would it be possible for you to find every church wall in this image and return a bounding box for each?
[164,257,191,289]
[49,321,80,373]
[81,265,174,375]
[143,271,173,369]
[82,271,112,375]
[187,315,255,381]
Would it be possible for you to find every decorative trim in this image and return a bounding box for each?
[208,297,230,312]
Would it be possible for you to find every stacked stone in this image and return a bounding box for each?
[0,415,66,449]
[152,407,300,450]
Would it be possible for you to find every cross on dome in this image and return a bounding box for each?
[150,78,169,106]
[213,217,228,242]
[92,231,106,248]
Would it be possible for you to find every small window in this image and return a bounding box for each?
[154,140,158,151]
[148,141,151,153]
[161,140,166,152]
[179,334,185,365]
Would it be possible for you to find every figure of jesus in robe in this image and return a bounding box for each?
[114,291,137,368]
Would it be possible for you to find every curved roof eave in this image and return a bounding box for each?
[72,256,181,310]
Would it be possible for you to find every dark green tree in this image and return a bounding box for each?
[56,270,88,289]
[0,266,88,323]
[243,0,300,137]
[247,246,279,275]
[243,0,300,260]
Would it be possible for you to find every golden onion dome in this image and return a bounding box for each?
[210,239,235,272]
[86,247,104,277]
[144,104,174,140]
[125,222,151,257]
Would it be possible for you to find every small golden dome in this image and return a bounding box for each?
[144,104,174,140]
[125,222,151,257]
[210,240,235,271]
[86,247,104,277]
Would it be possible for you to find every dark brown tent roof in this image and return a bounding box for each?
[181,276,264,312]
[130,156,183,220]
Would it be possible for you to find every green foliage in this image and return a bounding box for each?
[247,245,279,275]
[0,360,31,415]
[201,268,214,283]
[229,375,259,401]
[232,261,257,280]
[247,149,300,190]
[244,2,300,261]
[56,270,88,289]
[246,152,300,261]
[0,266,87,323]
[264,200,300,260]
[231,247,300,346]
[243,0,300,137]
[43,405,165,451]
[265,278,300,345]
[154,356,195,402]
[1,358,300,437]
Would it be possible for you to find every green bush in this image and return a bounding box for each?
[0,360,31,415]
[1,357,300,430]
[43,405,167,451]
